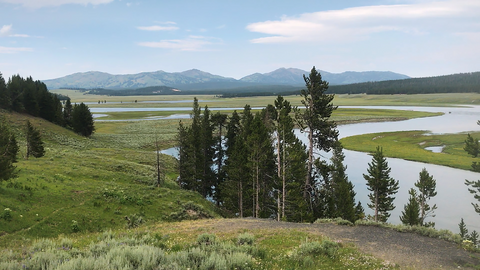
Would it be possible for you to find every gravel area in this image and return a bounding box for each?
[205,218,480,269]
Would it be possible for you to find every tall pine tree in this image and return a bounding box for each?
[26,120,45,159]
[363,146,399,222]
[330,144,358,222]
[0,116,19,181]
[415,168,437,226]
[295,66,338,208]
[71,102,95,137]
[0,72,11,110]
[400,188,421,226]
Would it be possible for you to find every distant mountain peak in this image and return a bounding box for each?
[42,68,409,90]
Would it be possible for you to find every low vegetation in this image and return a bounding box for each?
[0,220,396,270]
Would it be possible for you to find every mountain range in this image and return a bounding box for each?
[42,68,410,91]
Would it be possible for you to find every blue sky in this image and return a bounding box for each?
[1,0,479,80]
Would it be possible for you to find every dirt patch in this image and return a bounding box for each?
[203,218,480,269]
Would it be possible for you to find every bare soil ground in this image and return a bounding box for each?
[200,218,480,269]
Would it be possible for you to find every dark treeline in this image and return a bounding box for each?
[177,67,364,222]
[328,72,480,95]
[0,73,65,125]
[0,72,95,137]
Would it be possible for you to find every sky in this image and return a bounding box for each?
[0,0,479,81]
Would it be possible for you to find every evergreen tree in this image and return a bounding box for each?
[469,230,479,246]
[330,144,357,222]
[459,218,469,239]
[415,168,437,226]
[63,98,73,128]
[282,137,309,222]
[198,105,215,198]
[22,77,40,116]
[7,75,25,112]
[71,102,95,137]
[363,146,399,222]
[295,66,338,205]
[464,134,480,158]
[177,120,195,190]
[0,116,19,181]
[355,202,365,221]
[271,95,310,220]
[246,112,276,218]
[211,112,228,205]
[25,120,45,159]
[222,111,247,216]
[465,179,480,214]
[400,188,421,226]
[0,72,11,110]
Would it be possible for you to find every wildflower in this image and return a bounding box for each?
[20,215,23,218]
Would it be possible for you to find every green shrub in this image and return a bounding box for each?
[237,233,255,246]
[200,252,228,270]
[197,233,217,246]
[32,238,56,252]
[227,252,253,270]
[125,213,145,228]
[314,217,354,226]
[293,240,339,260]
[71,220,80,233]
[2,208,12,221]
[169,201,214,221]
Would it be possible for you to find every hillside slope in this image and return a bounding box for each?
[0,111,221,241]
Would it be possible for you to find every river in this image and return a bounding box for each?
[96,104,480,232]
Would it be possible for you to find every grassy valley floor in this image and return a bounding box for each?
[340,130,480,171]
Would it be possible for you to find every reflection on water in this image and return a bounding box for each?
[424,146,444,153]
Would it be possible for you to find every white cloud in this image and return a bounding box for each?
[10,34,30,38]
[0,25,30,38]
[137,25,179,31]
[138,36,220,51]
[0,25,12,37]
[0,0,114,8]
[0,46,33,53]
[247,0,480,43]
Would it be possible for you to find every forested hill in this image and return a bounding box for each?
[328,72,480,94]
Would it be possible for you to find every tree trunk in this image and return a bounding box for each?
[305,127,313,199]
[375,189,379,222]
[282,131,286,219]
[239,181,243,218]
[156,137,161,187]
[256,164,260,218]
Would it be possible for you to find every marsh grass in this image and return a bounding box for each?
[340,130,480,171]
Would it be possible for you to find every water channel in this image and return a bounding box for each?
[95,104,480,232]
